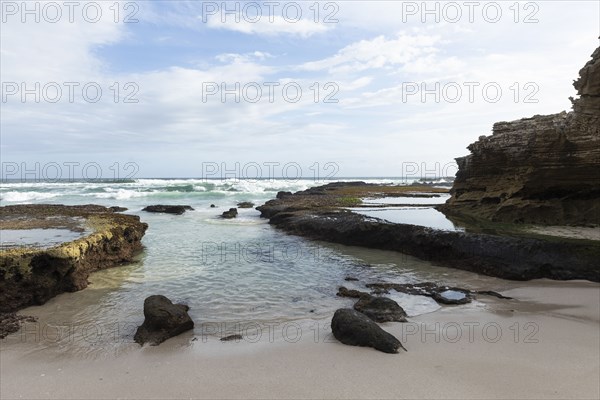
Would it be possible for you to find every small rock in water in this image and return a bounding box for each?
[331,309,406,354]
[221,208,238,219]
[210,204,216,208]
[134,295,194,346]
[337,286,369,298]
[353,295,408,323]
[237,201,254,208]
[142,205,194,215]
[344,276,359,281]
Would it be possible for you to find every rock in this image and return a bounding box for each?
[337,286,368,298]
[0,313,37,339]
[134,295,194,346]
[441,46,600,226]
[367,282,473,305]
[221,208,238,219]
[210,204,216,208]
[0,205,148,313]
[344,276,359,281]
[109,206,128,212]
[142,205,194,215]
[220,334,243,342]
[257,189,600,281]
[331,309,406,353]
[237,201,254,208]
[276,191,293,199]
[353,295,408,322]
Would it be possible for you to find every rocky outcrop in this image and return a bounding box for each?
[441,46,600,226]
[142,205,194,215]
[0,204,148,313]
[331,309,406,353]
[134,295,194,346]
[257,184,600,281]
[236,202,254,209]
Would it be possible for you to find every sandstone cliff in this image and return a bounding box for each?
[442,46,599,225]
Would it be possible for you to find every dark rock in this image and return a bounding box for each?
[210,204,216,208]
[276,191,293,199]
[331,309,406,354]
[257,197,600,281]
[344,276,359,281]
[221,208,238,219]
[134,295,194,346]
[441,46,600,226]
[337,286,368,298]
[142,205,194,215]
[367,282,473,305]
[237,201,254,208]
[353,295,408,322]
[0,313,37,339]
[109,206,128,212]
[220,334,243,342]
[474,290,513,300]
[431,290,471,305]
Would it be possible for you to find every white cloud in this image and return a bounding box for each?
[205,15,331,37]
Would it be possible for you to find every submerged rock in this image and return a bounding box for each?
[221,208,238,219]
[134,295,194,346]
[237,201,254,208]
[220,334,243,342]
[142,205,194,215]
[0,313,37,339]
[331,309,406,354]
[353,295,408,322]
[337,286,368,298]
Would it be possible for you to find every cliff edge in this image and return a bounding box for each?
[441,46,599,225]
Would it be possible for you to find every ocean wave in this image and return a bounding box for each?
[0,191,60,202]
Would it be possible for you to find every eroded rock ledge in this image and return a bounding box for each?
[440,46,600,226]
[257,183,599,282]
[0,204,148,313]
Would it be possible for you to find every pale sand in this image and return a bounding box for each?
[1,280,598,400]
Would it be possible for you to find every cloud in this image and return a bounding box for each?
[300,33,442,74]
[205,15,331,37]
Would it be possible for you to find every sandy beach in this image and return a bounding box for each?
[2,279,598,400]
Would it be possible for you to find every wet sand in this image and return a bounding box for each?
[1,280,598,400]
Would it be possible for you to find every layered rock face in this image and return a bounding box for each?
[443,46,599,225]
[0,205,148,312]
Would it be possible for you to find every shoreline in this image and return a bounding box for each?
[1,279,598,399]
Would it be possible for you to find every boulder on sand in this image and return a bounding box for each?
[331,308,406,354]
[134,295,194,346]
[353,295,408,323]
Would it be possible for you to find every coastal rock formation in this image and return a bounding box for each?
[221,208,238,219]
[142,205,194,215]
[367,282,473,305]
[353,295,408,323]
[0,205,148,313]
[441,46,600,225]
[257,184,600,281]
[331,309,406,354]
[134,295,194,346]
[236,201,254,209]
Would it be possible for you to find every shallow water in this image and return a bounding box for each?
[349,206,463,231]
[0,178,507,357]
[0,228,85,248]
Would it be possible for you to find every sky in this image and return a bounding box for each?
[1,0,599,179]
